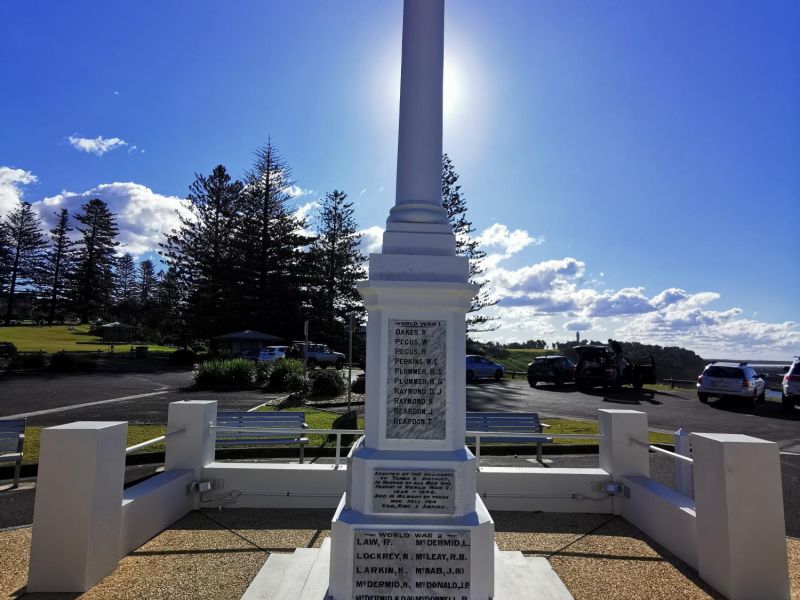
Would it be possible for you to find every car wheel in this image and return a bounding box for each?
[783,394,795,412]
[698,393,708,403]
[528,378,536,388]
[553,375,562,387]
[494,369,503,381]
[466,370,475,383]
[335,359,344,370]
[307,358,317,370]
[757,389,766,403]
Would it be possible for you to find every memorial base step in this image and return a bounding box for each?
[241,539,574,600]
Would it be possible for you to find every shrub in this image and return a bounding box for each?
[254,361,273,385]
[310,369,345,397]
[169,348,198,365]
[8,352,46,370]
[351,374,366,394]
[193,358,255,388]
[268,359,305,391]
[50,352,98,372]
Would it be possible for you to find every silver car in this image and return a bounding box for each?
[782,357,800,411]
[697,362,767,406]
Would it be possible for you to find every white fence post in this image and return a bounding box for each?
[691,433,790,600]
[674,428,693,498]
[165,401,216,507]
[27,422,127,593]
[598,409,649,515]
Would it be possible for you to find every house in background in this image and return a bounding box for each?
[212,330,284,356]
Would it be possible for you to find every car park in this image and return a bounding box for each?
[466,355,505,383]
[782,357,800,411]
[527,355,576,387]
[697,362,767,406]
[573,341,656,390]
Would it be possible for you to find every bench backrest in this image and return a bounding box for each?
[0,418,25,455]
[465,412,545,443]
[215,411,306,445]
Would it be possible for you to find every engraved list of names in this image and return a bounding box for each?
[386,319,447,440]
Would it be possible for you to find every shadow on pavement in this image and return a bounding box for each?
[705,397,800,421]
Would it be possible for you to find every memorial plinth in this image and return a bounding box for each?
[327,1,495,597]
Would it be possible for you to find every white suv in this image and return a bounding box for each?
[782,357,800,411]
[697,362,767,406]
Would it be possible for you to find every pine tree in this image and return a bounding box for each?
[2,201,47,325]
[441,154,496,331]
[71,199,120,323]
[136,259,157,306]
[39,208,75,325]
[0,221,11,297]
[160,165,243,337]
[115,253,137,304]
[236,141,311,338]
[307,190,366,343]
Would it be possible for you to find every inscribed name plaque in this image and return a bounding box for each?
[353,530,471,600]
[387,319,447,440]
[372,469,455,514]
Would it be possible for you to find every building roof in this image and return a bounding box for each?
[212,330,284,343]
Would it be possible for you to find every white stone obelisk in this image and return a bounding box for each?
[328,1,495,598]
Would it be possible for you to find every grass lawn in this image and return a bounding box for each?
[0,325,175,353]
[541,417,673,446]
[495,349,561,373]
[23,424,167,463]
[257,406,366,446]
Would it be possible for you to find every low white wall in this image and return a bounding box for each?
[120,469,195,555]
[620,475,697,569]
[478,467,614,513]
[202,462,348,508]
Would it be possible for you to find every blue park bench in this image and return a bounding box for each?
[466,412,552,464]
[215,411,309,464]
[0,418,26,488]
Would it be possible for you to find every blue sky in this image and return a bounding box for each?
[1,0,798,358]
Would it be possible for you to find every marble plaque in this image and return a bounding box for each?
[353,530,471,599]
[372,469,455,514]
[386,319,447,440]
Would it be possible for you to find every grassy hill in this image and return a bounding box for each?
[489,348,559,373]
[0,325,175,353]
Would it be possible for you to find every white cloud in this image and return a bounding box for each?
[564,319,594,331]
[284,185,313,198]
[293,201,320,222]
[359,188,367,197]
[0,166,37,217]
[358,225,384,255]
[477,223,543,256]
[33,182,187,256]
[68,135,128,156]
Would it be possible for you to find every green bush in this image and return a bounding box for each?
[8,352,46,370]
[254,361,273,385]
[169,348,198,365]
[268,359,305,391]
[193,358,255,388]
[310,369,345,397]
[50,352,98,372]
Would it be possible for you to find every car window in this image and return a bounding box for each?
[706,366,744,378]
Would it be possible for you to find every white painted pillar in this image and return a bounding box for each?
[674,428,693,498]
[692,433,790,600]
[598,409,649,515]
[165,400,216,508]
[387,0,450,228]
[27,422,127,593]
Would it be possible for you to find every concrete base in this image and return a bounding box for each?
[241,539,574,600]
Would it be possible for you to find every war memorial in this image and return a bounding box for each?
[20,1,792,599]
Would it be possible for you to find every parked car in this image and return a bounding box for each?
[527,355,576,387]
[697,362,767,406]
[241,346,289,362]
[294,342,346,370]
[573,341,656,390]
[466,355,504,383]
[781,357,800,411]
